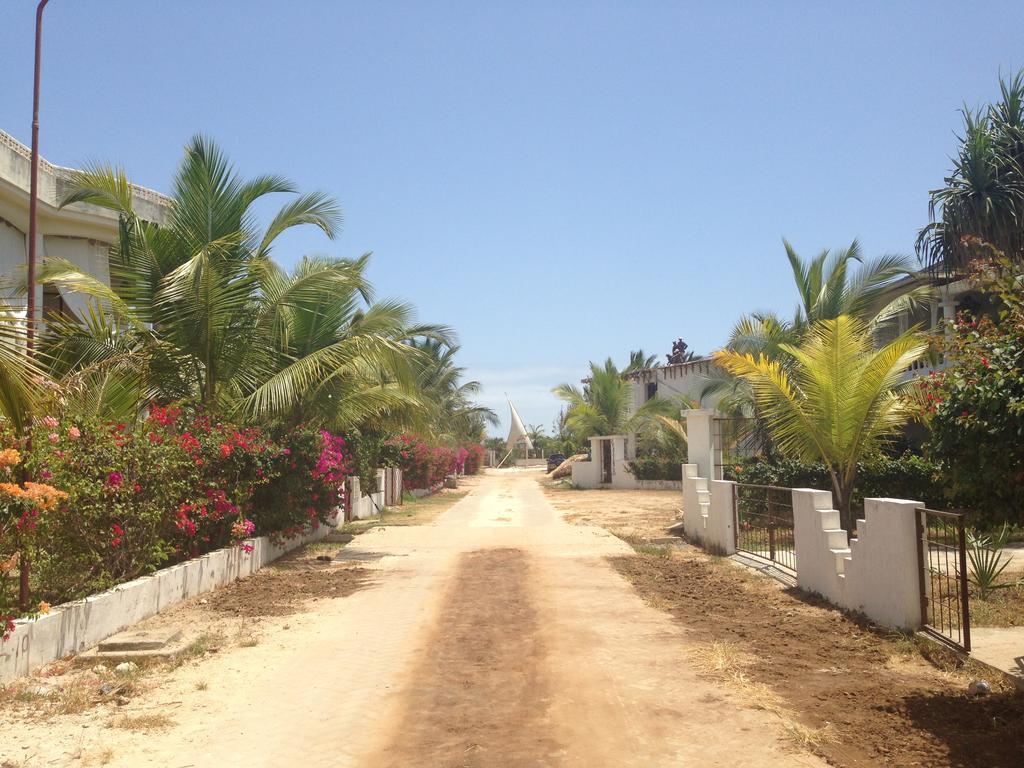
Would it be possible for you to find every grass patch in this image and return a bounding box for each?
[970,582,1024,627]
[195,680,208,691]
[616,532,674,558]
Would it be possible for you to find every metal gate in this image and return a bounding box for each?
[916,508,971,653]
[733,483,796,573]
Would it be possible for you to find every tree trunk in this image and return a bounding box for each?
[18,551,29,612]
[832,467,857,536]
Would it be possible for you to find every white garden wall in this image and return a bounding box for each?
[570,435,639,489]
[1,523,330,683]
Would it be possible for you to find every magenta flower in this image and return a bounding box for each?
[107,471,124,488]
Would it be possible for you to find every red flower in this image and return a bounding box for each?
[219,443,233,458]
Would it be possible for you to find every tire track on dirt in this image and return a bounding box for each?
[372,547,561,767]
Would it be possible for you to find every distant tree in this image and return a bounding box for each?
[624,350,659,374]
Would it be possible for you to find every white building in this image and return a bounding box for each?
[0,129,169,322]
[623,356,722,416]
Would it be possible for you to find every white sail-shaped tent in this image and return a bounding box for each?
[495,398,533,468]
[506,398,534,451]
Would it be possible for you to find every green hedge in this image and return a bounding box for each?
[724,454,955,515]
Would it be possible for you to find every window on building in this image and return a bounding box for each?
[42,284,68,322]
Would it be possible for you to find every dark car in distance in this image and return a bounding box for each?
[546,453,567,472]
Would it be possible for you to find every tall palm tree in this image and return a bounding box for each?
[55,135,342,409]
[554,358,632,437]
[713,316,927,530]
[918,69,1024,275]
[704,240,933,422]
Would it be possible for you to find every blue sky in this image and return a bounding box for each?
[2,1,1022,436]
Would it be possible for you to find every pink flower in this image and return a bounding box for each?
[47,432,60,444]
[107,471,124,488]
[40,416,59,429]
[67,426,81,440]
[241,544,254,554]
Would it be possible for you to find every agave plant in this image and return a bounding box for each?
[966,524,1014,600]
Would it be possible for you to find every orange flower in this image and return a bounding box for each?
[0,552,19,573]
[22,482,68,510]
[0,482,28,500]
[0,449,21,469]
[37,601,51,615]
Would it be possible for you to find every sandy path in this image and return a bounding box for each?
[3,470,824,767]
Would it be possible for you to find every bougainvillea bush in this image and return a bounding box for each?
[920,257,1024,528]
[0,403,352,622]
[387,434,482,489]
[462,443,485,475]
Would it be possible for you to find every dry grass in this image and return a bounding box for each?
[81,746,115,766]
[110,712,174,731]
[195,680,208,691]
[687,640,838,751]
[970,582,1024,627]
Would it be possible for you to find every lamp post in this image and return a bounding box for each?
[26,0,51,354]
[20,0,50,611]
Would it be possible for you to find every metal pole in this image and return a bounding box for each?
[27,0,51,354]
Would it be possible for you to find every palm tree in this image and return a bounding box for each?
[704,240,933,424]
[0,305,45,435]
[713,316,927,530]
[918,69,1024,275]
[41,137,443,430]
[54,135,342,410]
[553,358,679,442]
[554,358,632,437]
[408,338,497,442]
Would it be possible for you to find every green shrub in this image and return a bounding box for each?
[627,456,682,481]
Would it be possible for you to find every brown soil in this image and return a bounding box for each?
[612,548,1024,768]
[372,548,561,767]
[542,483,681,541]
[201,557,370,617]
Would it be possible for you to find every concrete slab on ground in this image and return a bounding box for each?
[971,626,1024,690]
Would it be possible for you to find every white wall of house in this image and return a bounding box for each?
[570,434,637,489]
[0,129,170,316]
[625,358,722,416]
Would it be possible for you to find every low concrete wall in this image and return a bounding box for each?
[346,468,401,520]
[1,523,331,683]
[636,479,683,491]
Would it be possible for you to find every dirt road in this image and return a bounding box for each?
[3,470,824,767]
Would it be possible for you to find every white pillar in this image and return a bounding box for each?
[684,409,716,479]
